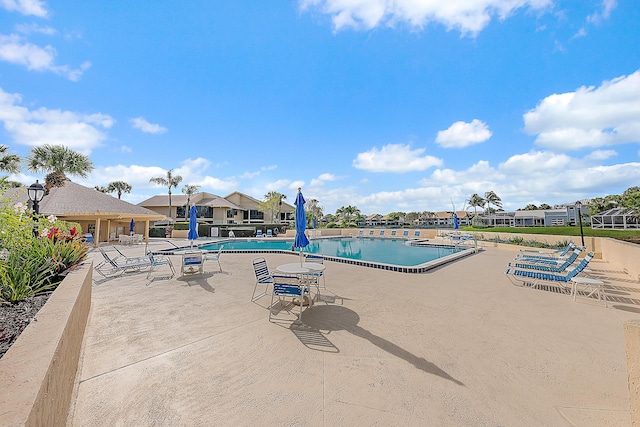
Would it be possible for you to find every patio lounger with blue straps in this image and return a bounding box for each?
[516,242,576,261]
[509,248,581,272]
[505,252,594,293]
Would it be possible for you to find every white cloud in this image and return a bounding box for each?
[130,117,168,134]
[0,86,113,153]
[239,165,277,179]
[265,179,291,191]
[0,0,47,17]
[15,23,56,35]
[436,119,492,148]
[499,151,572,174]
[289,180,305,191]
[353,143,442,172]
[300,0,552,35]
[523,69,640,150]
[586,149,616,160]
[310,172,339,186]
[0,34,91,81]
[587,0,617,24]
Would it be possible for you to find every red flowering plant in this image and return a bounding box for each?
[1,201,87,304]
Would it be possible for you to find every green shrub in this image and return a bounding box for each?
[149,227,166,238]
[0,192,87,304]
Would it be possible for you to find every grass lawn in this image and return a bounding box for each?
[460,225,638,237]
[458,226,639,243]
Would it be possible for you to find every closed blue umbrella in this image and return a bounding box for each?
[294,188,309,263]
[453,213,459,230]
[129,218,135,235]
[188,205,198,246]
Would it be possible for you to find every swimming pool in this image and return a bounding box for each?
[198,237,477,273]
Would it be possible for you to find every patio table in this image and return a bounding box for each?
[571,276,607,307]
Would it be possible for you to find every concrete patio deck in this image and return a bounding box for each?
[68,240,638,426]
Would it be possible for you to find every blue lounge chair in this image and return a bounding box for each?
[266,229,273,237]
[509,248,581,272]
[517,242,576,261]
[256,229,264,237]
[505,252,594,293]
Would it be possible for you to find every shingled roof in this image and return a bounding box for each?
[7,180,164,220]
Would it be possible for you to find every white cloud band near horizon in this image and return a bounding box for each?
[299,0,552,35]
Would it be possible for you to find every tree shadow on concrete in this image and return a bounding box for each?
[300,305,464,386]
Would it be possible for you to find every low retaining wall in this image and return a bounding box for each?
[599,237,640,282]
[0,261,92,427]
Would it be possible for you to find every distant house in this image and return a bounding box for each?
[138,191,295,225]
[476,204,586,227]
[364,214,383,226]
[5,180,164,245]
[416,211,469,227]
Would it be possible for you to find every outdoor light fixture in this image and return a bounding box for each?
[27,180,45,214]
[575,200,585,247]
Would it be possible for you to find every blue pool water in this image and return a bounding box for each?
[199,237,463,267]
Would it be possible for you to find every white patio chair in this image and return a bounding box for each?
[146,253,176,285]
[204,245,223,272]
[304,253,325,289]
[251,257,273,301]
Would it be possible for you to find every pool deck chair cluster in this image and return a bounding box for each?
[505,252,605,306]
[95,247,151,278]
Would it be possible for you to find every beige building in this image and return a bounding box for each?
[6,180,164,245]
[138,191,295,225]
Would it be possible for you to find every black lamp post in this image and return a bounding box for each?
[575,200,585,247]
[27,180,46,237]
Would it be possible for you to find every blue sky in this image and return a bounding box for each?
[1,0,639,215]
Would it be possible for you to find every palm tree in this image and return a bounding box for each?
[149,169,183,220]
[26,144,94,190]
[107,181,132,199]
[484,191,502,227]
[468,193,485,221]
[0,145,21,175]
[95,185,109,193]
[182,184,200,218]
